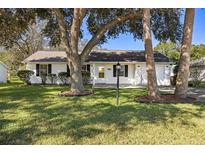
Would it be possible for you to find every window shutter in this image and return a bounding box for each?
[113,65,116,77]
[36,64,39,76]
[48,64,52,74]
[87,64,90,72]
[125,65,128,77]
[67,64,70,77]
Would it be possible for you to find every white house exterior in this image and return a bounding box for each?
[23,50,173,86]
[0,61,7,83]
[190,57,205,81]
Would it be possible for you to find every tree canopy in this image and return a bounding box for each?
[154,42,205,61]
[0,8,183,52]
[154,41,180,61]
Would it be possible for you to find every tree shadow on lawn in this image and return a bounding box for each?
[1,86,205,144]
[17,101,204,144]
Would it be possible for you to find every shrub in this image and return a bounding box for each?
[82,71,90,85]
[48,73,57,84]
[170,64,179,86]
[58,72,69,85]
[17,70,34,85]
[40,73,47,85]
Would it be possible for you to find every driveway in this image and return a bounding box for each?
[160,87,205,102]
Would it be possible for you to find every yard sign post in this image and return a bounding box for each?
[116,61,121,105]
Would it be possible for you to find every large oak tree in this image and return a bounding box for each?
[0,8,182,95]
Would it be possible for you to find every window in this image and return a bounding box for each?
[119,65,125,76]
[82,64,90,72]
[98,67,105,78]
[113,65,128,77]
[39,64,48,76]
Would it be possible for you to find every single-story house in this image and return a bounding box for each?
[190,57,205,81]
[0,61,7,83]
[23,50,173,86]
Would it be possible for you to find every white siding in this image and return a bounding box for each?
[92,63,135,85]
[134,63,171,86]
[27,62,171,86]
[0,63,7,83]
[26,63,68,84]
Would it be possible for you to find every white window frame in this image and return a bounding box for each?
[98,66,105,78]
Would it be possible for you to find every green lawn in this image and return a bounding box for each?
[1,80,205,144]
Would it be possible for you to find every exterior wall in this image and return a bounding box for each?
[134,63,171,86]
[91,63,135,85]
[0,64,7,83]
[190,65,205,81]
[26,63,68,84]
[27,62,171,86]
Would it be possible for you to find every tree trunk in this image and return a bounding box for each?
[68,52,85,93]
[69,8,85,93]
[53,8,86,94]
[142,8,160,99]
[174,8,195,98]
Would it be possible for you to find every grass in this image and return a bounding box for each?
[1,78,205,144]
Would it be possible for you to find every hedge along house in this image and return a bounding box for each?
[0,61,7,83]
[23,49,172,86]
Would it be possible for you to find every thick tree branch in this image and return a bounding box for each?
[70,8,86,54]
[80,12,142,62]
[79,8,87,23]
[51,8,71,52]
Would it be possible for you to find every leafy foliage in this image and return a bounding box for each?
[48,73,57,84]
[0,9,37,48]
[170,64,179,86]
[191,44,205,60]
[0,8,183,48]
[154,41,180,61]
[82,71,90,85]
[151,9,183,42]
[58,72,69,85]
[17,70,34,85]
[40,73,47,85]
[155,42,205,62]
[86,9,182,45]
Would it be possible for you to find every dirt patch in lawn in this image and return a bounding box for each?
[135,94,197,104]
[58,91,92,97]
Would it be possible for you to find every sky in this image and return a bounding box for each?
[83,8,204,50]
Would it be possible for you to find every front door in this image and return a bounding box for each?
[135,65,147,85]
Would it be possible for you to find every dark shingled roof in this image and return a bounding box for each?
[23,50,170,63]
[87,50,170,62]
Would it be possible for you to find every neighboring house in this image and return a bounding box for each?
[23,50,173,86]
[190,57,205,81]
[0,61,7,83]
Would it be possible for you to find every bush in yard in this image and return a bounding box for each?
[82,71,90,85]
[40,73,47,85]
[48,73,57,84]
[58,72,69,85]
[17,70,34,85]
[170,64,179,86]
